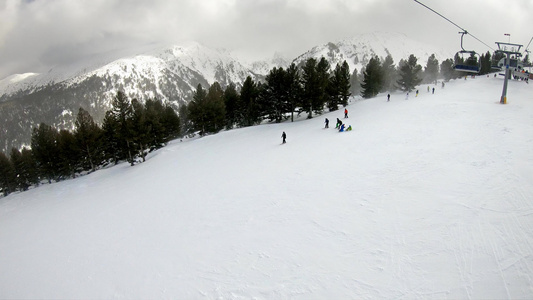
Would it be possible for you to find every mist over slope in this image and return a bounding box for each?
[1,75,532,298]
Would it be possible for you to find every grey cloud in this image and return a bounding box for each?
[0,0,530,79]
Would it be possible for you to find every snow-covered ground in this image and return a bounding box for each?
[1,75,532,299]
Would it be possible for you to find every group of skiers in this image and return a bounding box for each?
[282,84,444,143]
[403,86,436,100]
[324,108,351,132]
[282,108,352,144]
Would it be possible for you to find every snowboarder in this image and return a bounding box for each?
[387,94,390,102]
[339,124,345,132]
[346,125,352,131]
[344,108,348,118]
[324,118,329,128]
[281,131,286,144]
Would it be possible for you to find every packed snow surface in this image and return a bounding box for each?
[1,75,533,299]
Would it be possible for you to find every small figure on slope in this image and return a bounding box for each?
[281,131,286,144]
[339,124,345,132]
[336,118,342,129]
[346,125,352,131]
[324,118,329,128]
[344,108,349,118]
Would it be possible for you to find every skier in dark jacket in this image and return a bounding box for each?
[336,118,342,129]
[281,131,286,144]
[324,118,329,128]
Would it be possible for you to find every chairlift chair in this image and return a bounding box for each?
[453,31,481,73]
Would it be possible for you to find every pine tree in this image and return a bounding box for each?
[301,58,320,118]
[315,57,330,115]
[361,56,383,98]
[101,111,120,165]
[188,84,208,135]
[424,54,439,84]
[224,83,240,129]
[160,104,180,142]
[327,61,351,110]
[381,54,397,92]
[74,107,103,172]
[440,58,455,82]
[480,51,492,75]
[205,82,226,133]
[178,104,192,136]
[396,54,423,92]
[492,51,505,67]
[10,147,38,191]
[109,91,135,165]
[188,83,225,135]
[0,151,15,196]
[57,129,79,179]
[261,67,289,123]
[285,63,302,122]
[31,123,61,183]
[131,99,150,162]
[238,76,261,127]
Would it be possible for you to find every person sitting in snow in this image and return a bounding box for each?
[346,125,352,131]
[339,124,345,132]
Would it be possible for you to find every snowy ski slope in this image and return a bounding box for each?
[0,75,532,298]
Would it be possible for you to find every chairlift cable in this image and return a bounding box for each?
[413,0,495,51]
[525,36,532,52]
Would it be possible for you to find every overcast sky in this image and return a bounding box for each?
[0,0,531,79]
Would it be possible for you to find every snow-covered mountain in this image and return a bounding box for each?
[0,41,258,102]
[0,42,263,153]
[0,32,454,153]
[294,32,453,73]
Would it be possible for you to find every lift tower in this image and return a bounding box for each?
[495,42,522,104]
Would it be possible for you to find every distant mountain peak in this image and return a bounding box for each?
[294,31,453,72]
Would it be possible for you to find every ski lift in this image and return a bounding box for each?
[453,31,480,73]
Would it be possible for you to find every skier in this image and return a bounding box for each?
[281,131,286,144]
[387,94,390,102]
[405,92,409,100]
[432,87,435,94]
[427,86,430,92]
[339,124,345,132]
[416,90,419,97]
[324,118,329,128]
[336,118,342,129]
[344,108,348,118]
